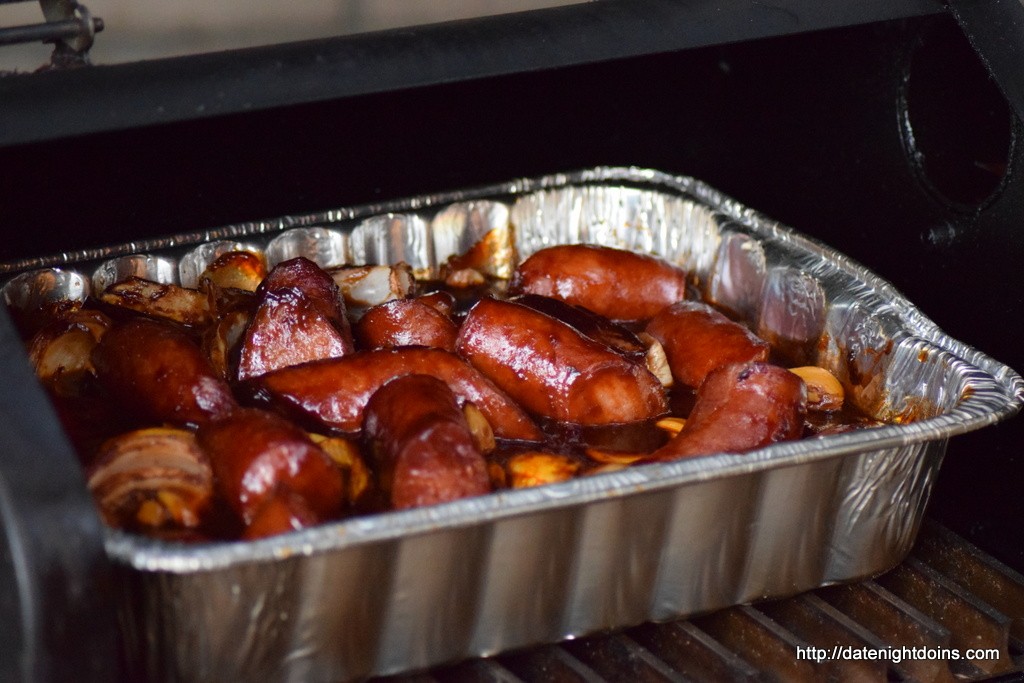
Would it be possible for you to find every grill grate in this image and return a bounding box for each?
[377,521,1024,682]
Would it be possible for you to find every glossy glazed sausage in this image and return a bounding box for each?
[511,294,646,360]
[455,298,668,425]
[237,257,355,381]
[241,492,319,540]
[92,317,237,426]
[197,408,345,526]
[648,362,806,461]
[353,298,459,352]
[510,244,689,322]
[416,290,457,318]
[251,347,543,442]
[363,375,490,509]
[645,300,770,389]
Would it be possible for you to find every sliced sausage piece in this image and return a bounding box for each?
[197,408,344,526]
[354,298,458,352]
[92,317,236,426]
[241,492,320,540]
[364,375,490,509]
[510,244,689,322]
[416,290,457,318]
[649,362,806,461]
[645,300,770,389]
[237,257,354,381]
[455,297,667,425]
[250,347,543,442]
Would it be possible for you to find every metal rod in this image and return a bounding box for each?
[0,18,83,46]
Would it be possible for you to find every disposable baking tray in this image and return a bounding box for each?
[2,167,1022,682]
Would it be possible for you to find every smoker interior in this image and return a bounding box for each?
[1,5,1022,681]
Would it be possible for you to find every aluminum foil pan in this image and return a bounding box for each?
[3,167,1022,682]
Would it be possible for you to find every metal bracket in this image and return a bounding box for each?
[0,0,103,65]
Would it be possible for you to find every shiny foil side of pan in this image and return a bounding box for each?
[2,268,91,308]
[2,166,1021,682]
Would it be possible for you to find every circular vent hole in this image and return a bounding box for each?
[903,20,1014,208]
